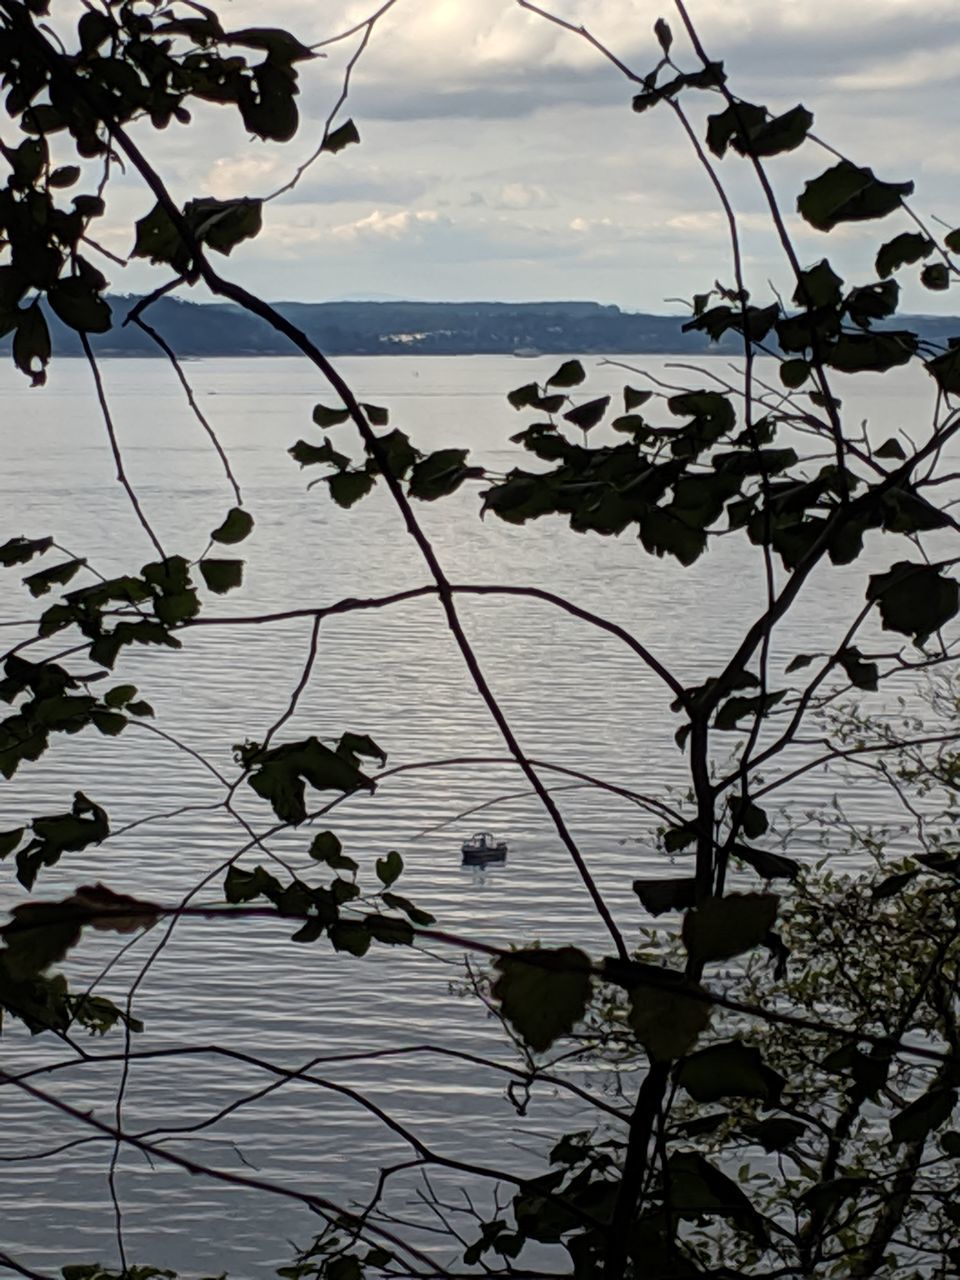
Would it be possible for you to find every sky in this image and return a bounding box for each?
[88,0,960,312]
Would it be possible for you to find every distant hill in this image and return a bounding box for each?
[5,295,959,359]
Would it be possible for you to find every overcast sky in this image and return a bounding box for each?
[97,0,960,312]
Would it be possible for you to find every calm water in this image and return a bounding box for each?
[0,353,947,1277]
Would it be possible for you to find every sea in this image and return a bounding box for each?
[0,353,949,1277]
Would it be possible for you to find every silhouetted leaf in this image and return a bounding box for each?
[624,386,653,410]
[779,359,809,389]
[786,654,814,673]
[327,471,375,508]
[309,831,358,873]
[563,397,610,433]
[0,827,24,858]
[678,1040,785,1104]
[375,850,403,887]
[47,279,112,333]
[186,197,262,255]
[312,403,351,427]
[876,232,934,278]
[12,301,51,384]
[321,119,360,154]
[22,558,84,597]
[872,868,919,899]
[0,536,53,567]
[492,948,593,1052]
[653,18,672,52]
[741,1117,806,1152]
[891,1088,957,1146]
[875,438,906,460]
[868,561,959,643]
[199,559,243,594]
[926,349,960,395]
[224,864,282,904]
[837,645,879,690]
[210,508,254,545]
[628,978,712,1061]
[329,920,371,956]
[733,844,800,881]
[409,450,481,500]
[921,263,950,291]
[667,1151,770,1244]
[826,332,916,374]
[633,877,697,916]
[360,403,388,427]
[16,792,109,890]
[245,737,373,825]
[797,162,913,231]
[683,893,779,963]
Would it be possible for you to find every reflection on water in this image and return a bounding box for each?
[0,354,943,1276]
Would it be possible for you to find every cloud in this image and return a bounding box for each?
[330,208,443,241]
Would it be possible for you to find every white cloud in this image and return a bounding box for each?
[330,208,443,241]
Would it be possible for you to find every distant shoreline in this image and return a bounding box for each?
[3,295,957,361]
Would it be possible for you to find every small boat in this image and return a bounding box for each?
[461,831,508,863]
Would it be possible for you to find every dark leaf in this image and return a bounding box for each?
[875,437,906,461]
[210,508,254,545]
[653,18,672,52]
[667,1152,769,1245]
[0,827,24,858]
[507,382,541,410]
[22,558,84,597]
[375,850,403,887]
[547,360,585,388]
[837,645,879,691]
[733,843,801,881]
[327,470,375,508]
[633,877,697,916]
[12,302,51,384]
[360,403,388,427]
[0,536,53,567]
[797,162,913,232]
[779,359,809,389]
[678,1040,785,1104]
[224,864,282,904]
[624,386,653,410]
[925,349,960,395]
[492,947,593,1052]
[786,653,814,672]
[186,197,262,256]
[199,559,244,594]
[740,1117,806,1152]
[868,561,959,644]
[891,1088,957,1146]
[321,119,361,154]
[627,978,712,1061]
[365,912,414,947]
[132,202,186,269]
[329,920,371,956]
[876,232,934,278]
[921,263,951,291]
[682,893,779,963]
[562,397,610,433]
[47,279,112,334]
[312,403,351,427]
[826,332,916,374]
[336,732,386,766]
[309,831,358,873]
[872,868,920,899]
[245,737,374,825]
[409,450,481,501]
